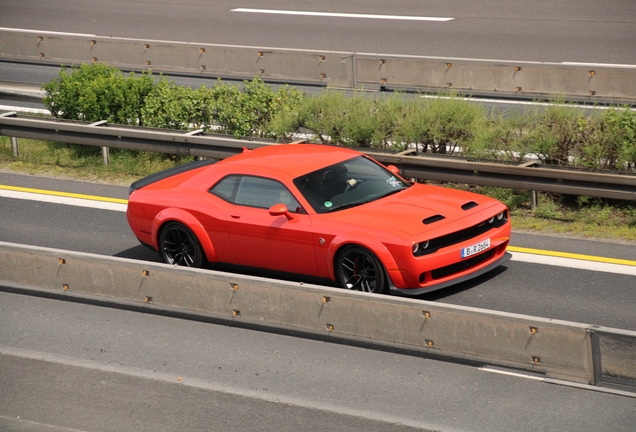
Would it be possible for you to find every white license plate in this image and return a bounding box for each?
[461,238,490,258]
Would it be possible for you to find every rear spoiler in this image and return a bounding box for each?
[128,159,217,195]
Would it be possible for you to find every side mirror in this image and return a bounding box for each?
[387,165,399,175]
[269,203,295,220]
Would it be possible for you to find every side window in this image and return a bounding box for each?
[235,176,304,213]
[209,175,240,202]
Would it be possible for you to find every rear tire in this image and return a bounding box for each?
[336,246,387,294]
[159,222,205,268]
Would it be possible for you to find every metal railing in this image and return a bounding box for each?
[1,112,635,201]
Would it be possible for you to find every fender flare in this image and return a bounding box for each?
[151,208,218,263]
[327,232,406,288]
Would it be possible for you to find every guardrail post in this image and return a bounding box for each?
[87,120,110,166]
[519,160,541,210]
[101,146,110,166]
[0,112,20,156]
[11,136,19,157]
[531,191,538,210]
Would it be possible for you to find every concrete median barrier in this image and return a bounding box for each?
[592,328,636,391]
[354,54,636,101]
[6,241,634,389]
[2,29,635,101]
[0,29,353,87]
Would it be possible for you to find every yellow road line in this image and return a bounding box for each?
[507,246,636,267]
[0,184,128,205]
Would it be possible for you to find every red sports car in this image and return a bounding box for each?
[126,144,511,295]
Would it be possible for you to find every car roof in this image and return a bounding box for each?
[217,144,361,177]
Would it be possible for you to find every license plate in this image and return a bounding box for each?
[461,238,490,258]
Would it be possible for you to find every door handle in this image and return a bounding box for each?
[230,213,242,219]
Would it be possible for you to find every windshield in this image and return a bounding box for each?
[293,156,411,214]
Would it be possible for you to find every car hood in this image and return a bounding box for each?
[322,184,500,237]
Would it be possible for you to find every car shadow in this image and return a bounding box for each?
[410,265,510,302]
[207,262,338,288]
[113,245,163,263]
[112,246,338,287]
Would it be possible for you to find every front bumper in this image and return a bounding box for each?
[389,252,512,296]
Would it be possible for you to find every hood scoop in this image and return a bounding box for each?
[423,214,446,225]
[461,201,479,211]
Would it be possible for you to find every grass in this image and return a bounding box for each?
[2,136,636,242]
[0,136,195,185]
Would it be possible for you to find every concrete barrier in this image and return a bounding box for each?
[2,29,635,101]
[5,241,628,387]
[0,29,353,87]
[592,328,636,391]
[355,55,636,101]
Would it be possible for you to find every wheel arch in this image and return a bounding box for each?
[328,233,403,287]
[151,208,218,263]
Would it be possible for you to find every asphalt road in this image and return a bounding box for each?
[2,291,636,432]
[1,0,635,64]
[2,5,636,428]
[1,169,636,432]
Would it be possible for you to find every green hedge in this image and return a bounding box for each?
[42,63,155,126]
[41,63,636,172]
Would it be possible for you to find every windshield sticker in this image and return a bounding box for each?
[387,177,401,188]
[324,201,333,208]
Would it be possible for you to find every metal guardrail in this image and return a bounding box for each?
[1,112,636,201]
[1,28,636,103]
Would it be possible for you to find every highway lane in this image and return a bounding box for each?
[1,1,635,64]
[2,291,636,432]
[1,171,636,331]
[2,173,636,431]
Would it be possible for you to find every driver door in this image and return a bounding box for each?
[221,175,319,276]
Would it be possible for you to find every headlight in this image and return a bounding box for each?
[497,211,505,220]
[488,216,495,224]
[413,240,429,255]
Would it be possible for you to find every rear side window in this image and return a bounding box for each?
[210,175,304,213]
[209,175,240,201]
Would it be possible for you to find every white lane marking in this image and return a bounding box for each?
[562,62,636,69]
[231,8,454,22]
[0,27,98,37]
[0,189,127,212]
[0,415,86,432]
[0,343,430,431]
[0,105,49,115]
[480,366,544,381]
[418,96,636,111]
[511,252,636,277]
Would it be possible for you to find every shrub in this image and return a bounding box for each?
[42,63,154,125]
[525,102,583,166]
[470,110,533,163]
[141,77,304,139]
[415,93,488,155]
[40,64,636,173]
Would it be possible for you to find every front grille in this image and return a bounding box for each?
[431,249,496,280]
[414,211,508,256]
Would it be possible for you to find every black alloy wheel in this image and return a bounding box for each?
[336,246,387,294]
[159,222,205,268]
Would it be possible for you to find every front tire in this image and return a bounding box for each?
[336,246,387,294]
[159,222,205,268]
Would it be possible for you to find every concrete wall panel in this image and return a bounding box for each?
[0,241,607,386]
